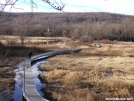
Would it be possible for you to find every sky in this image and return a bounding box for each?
[1,0,134,15]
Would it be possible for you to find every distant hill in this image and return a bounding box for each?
[9,12,134,24]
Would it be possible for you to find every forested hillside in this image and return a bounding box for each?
[1,12,134,41]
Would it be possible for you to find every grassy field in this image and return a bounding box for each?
[0,35,134,101]
[39,40,134,101]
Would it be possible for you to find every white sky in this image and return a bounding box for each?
[1,0,134,15]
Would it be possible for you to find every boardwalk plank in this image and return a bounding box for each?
[22,51,70,101]
[23,59,48,101]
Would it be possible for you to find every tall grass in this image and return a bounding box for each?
[40,48,134,101]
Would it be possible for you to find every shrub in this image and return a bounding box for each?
[80,35,93,42]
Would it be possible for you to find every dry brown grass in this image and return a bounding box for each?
[0,35,70,49]
[40,44,134,101]
[1,35,134,100]
[0,67,15,91]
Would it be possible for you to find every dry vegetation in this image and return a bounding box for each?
[1,12,134,42]
[1,12,134,101]
[0,36,134,101]
[0,35,69,100]
[1,35,134,101]
[39,41,134,101]
[0,59,17,100]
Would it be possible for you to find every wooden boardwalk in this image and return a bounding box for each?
[22,50,71,101]
[23,59,48,101]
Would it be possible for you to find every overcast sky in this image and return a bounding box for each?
[1,0,134,15]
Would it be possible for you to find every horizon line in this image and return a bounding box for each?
[3,11,134,16]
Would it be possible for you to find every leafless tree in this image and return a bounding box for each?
[0,0,65,57]
[0,0,65,12]
[12,15,30,44]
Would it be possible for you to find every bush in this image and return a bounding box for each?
[80,35,93,42]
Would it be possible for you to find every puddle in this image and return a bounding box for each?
[47,84,63,89]
[12,60,48,100]
[106,72,113,78]
[109,72,113,77]
[3,61,14,68]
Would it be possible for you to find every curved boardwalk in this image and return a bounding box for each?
[23,59,48,101]
[22,50,70,101]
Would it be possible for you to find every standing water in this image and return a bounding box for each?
[31,60,48,97]
[12,61,24,101]
[12,59,48,100]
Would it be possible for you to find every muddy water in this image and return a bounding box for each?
[12,60,48,101]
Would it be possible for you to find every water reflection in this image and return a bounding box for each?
[31,60,48,97]
[12,62,24,101]
[12,60,48,100]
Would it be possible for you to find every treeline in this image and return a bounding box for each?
[1,12,134,42]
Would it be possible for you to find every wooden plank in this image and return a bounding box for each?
[23,59,48,101]
[22,50,71,101]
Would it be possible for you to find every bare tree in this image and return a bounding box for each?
[0,0,65,55]
[12,15,29,44]
[0,0,65,12]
